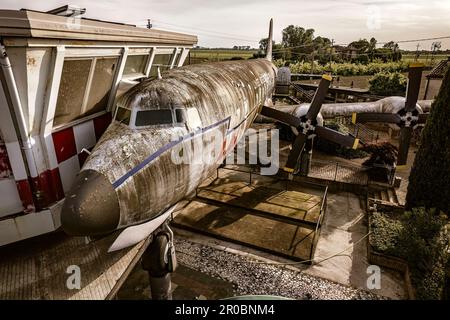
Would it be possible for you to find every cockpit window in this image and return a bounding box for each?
[115,107,131,125]
[135,109,173,126]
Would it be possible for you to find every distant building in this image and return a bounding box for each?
[332,45,358,61]
[423,57,450,100]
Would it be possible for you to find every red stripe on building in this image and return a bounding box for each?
[0,142,12,179]
[16,179,35,213]
[78,146,94,168]
[52,127,77,164]
[93,112,112,140]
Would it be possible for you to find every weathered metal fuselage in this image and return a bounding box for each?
[61,58,276,236]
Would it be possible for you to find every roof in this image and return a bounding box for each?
[0,9,197,45]
[426,57,450,79]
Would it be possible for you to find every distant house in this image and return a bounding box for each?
[332,45,358,61]
[423,57,450,100]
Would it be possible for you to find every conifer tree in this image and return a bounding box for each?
[405,67,450,214]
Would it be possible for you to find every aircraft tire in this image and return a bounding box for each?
[142,232,170,277]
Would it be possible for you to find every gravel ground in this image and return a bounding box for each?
[175,238,386,300]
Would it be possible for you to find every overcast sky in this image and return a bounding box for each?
[1,0,449,50]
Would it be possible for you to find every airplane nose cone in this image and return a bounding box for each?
[61,169,120,236]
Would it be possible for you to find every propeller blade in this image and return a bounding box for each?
[405,63,424,112]
[306,74,332,120]
[418,113,429,124]
[351,112,401,124]
[316,126,360,149]
[397,127,413,166]
[260,106,302,127]
[283,133,307,173]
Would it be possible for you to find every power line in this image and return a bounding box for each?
[130,18,450,49]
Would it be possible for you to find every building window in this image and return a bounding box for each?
[53,56,118,127]
[123,54,148,77]
[149,54,173,77]
[85,57,117,116]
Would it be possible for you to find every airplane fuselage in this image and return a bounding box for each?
[61,58,276,236]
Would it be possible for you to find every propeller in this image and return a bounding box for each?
[351,63,427,166]
[261,74,360,174]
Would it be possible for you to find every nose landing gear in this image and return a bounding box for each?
[141,222,177,300]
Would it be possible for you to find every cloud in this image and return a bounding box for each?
[0,0,448,50]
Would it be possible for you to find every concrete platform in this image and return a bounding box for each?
[173,169,326,261]
[173,200,316,261]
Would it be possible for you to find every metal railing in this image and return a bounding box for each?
[308,158,396,186]
[204,165,329,262]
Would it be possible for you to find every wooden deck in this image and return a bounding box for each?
[0,230,149,300]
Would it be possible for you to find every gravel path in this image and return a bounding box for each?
[175,238,386,300]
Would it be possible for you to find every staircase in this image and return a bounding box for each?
[367,186,399,205]
[291,83,315,102]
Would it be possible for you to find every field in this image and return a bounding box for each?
[188,49,258,64]
[187,49,448,67]
[401,54,448,67]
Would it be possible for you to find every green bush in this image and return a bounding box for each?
[315,121,369,159]
[369,71,407,96]
[273,59,408,76]
[370,208,449,299]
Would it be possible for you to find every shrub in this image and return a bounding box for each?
[369,71,407,96]
[273,59,408,76]
[315,121,369,159]
[370,207,449,299]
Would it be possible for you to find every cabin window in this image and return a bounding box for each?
[115,107,132,125]
[53,56,118,127]
[123,54,148,77]
[135,109,173,126]
[149,54,173,77]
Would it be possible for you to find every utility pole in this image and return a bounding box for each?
[329,39,334,74]
[415,43,420,61]
[146,19,152,29]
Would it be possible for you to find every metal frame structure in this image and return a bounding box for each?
[0,8,197,246]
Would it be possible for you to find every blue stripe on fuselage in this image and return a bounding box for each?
[112,117,231,189]
[112,104,261,189]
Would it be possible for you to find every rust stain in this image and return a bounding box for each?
[27,56,37,66]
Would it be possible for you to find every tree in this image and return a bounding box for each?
[405,67,450,214]
[281,25,315,60]
[383,41,395,49]
[368,37,377,61]
[349,38,370,53]
[259,38,275,52]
